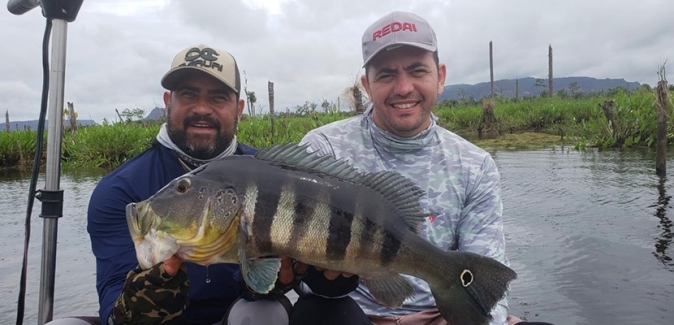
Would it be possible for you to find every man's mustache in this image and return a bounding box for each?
[183,115,221,130]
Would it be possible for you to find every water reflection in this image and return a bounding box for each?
[496,147,674,324]
[654,176,674,270]
[0,168,29,181]
[2,149,674,325]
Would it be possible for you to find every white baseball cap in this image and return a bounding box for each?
[161,44,241,93]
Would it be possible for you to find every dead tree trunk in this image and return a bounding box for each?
[5,110,9,132]
[243,70,253,118]
[548,45,553,98]
[482,99,496,130]
[67,102,77,134]
[353,86,364,115]
[601,100,619,144]
[17,140,25,169]
[601,100,616,128]
[489,41,494,98]
[268,81,275,136]
[515,79,519,102]
[656,78,669,177]
[115,109,124,123]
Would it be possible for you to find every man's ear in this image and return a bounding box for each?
[437,63,447,95]
[163,91,171,115]
[163,91,170,107]
[361,74,372,99]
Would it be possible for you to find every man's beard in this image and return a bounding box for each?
[167,114,235,160]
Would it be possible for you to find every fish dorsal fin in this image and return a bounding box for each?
[254,143,361,180]
[358,171,428,233]
[255,143,428,233]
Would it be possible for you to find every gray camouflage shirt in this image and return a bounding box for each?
[299,107,509,325]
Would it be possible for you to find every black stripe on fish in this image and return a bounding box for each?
[290,194,315,247]
[380,229,402,266]
[325,205,354,261]
[253,183,281,252]
[360,217,377,255]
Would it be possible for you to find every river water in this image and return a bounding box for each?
[1,147,672,325]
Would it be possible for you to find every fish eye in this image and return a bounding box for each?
[176,179,191,193]
[460,269,473,287]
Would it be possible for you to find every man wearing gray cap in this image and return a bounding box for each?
[44,44,299,325]
[293,11,554,325]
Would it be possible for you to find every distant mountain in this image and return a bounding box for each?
[145,107,166,120]
[5,119,98,132]
[438,77,641,101]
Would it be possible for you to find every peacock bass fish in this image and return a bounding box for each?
[125,143,517,325]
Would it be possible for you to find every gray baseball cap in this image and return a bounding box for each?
[361,11,437,66]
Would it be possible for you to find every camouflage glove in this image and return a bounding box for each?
[109,261,189,325]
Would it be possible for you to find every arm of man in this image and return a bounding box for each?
[457,154,510,325]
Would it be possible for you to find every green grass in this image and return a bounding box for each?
[62,122,160,169]
[2,89,672,170]
[0,130,40,169]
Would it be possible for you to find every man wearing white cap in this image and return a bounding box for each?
[44,44,298,325]
[294,11,554,325]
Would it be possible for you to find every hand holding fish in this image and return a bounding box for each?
[313,265,354,280]
[291,259,354,280]
[507,315,524,325]
[110,256,189,324]
[162,255,184,277]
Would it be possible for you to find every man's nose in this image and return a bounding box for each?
[192,97,214,114]
[393,73,414,96]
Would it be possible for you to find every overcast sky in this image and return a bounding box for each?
[1,0,672,123]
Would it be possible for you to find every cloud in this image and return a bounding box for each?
[168,0,270,43]
[0,0,672,123]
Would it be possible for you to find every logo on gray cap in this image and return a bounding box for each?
[361,11,437,66]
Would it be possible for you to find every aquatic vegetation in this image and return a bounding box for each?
[1,90,672,169]
[435,90,673,149]
[62,122,160,169]
[0,130,40,169]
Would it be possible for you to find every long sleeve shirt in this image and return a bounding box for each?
[299,107,510,325]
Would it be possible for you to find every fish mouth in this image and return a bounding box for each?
[126,201,179,269]
[126,201,158,239]
[125,200,241,268]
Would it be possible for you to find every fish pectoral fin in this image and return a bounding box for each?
[236,228,281,294]
[241,257,282,294]
[363,273,415,308]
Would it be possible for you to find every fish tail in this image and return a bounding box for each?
[429,251,517,325]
